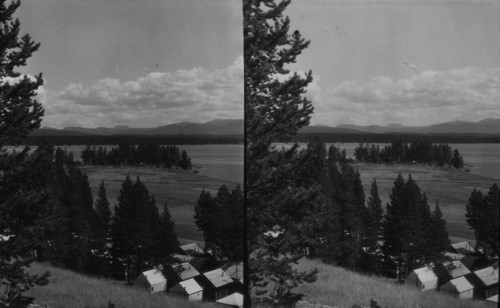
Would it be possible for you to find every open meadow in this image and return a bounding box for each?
[354,162,497,246]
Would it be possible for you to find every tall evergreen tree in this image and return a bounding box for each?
[484,183,499,258]
[465,188,487,250]
[245,0,317,302]
[194,189,215,247]
[0,1,50,304]
[88,180,112,276]
[153,202,179,265]
[361,179,384,273]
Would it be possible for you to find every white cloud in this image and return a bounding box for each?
[41,57,243,128]
[311,66,500,126]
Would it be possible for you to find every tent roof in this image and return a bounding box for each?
[180,243,203,255]
[451,241,474,253]
[486,294,498,303]
[412,266,438,283]
[204,268,233,288]
[474,267,499,286]
[442,276,473,293]
[449,260,471,278]
[172,262,200,281]
[216,292,243,307]
[172,278,203,295]
[140,269,166,285]
[222,262,244,281]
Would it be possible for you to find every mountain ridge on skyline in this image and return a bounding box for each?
[34,118,500,136]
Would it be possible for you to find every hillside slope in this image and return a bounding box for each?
[294,259,491,308]
[26,263,213,308]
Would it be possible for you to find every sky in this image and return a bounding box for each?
[285,0,500,126]
[15,0,500,128]
[17,0,243,129]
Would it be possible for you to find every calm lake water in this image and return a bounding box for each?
[275,142,500,181]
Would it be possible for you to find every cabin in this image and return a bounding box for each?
[450,241,475,255]
[444,251,465,261]
[133,269,167,294]
[405,266,438,291]
[222,262,244,283]
[222,262,244,293]
[469,266,499,300]
[486,294,498,306]
[179,243,204,256]
[196,268,234,302]
[166,262,200,289]
[168,278,203,302]
[440,276,474,299]
[449,260,471,279]
[215,292,243,308]
[173,253,195,262]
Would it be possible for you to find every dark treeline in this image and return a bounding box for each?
[19,134,243,146]
[292,133,500,144]
[194,185,244,262]
[2,145,181,282]
[354,141,464,168]
[81,143,192,170]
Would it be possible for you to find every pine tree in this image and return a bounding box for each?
[424,202,450,267]
[89,180,112,276]
[465,188,487,250]
[361,179,384,273]
[194,189,215,247]
[483,183,499,258]
[153,202,179,265]
[245,0,317,302]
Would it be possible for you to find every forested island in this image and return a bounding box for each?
[353,141,464,168]
[80,143,192,170]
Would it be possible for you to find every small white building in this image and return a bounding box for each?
[405,266,438,291]
[449,260,471,279]
[215,292,244,308]
[440,276,474,299]
[168,278,203,301]
[444,251,465,261]
[180,243,204,256]
[451,241,475,254]
[133,269,166,294]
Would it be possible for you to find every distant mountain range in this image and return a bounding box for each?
[32,118,500,137]
[34,119,244,136]
[301,118,500,135]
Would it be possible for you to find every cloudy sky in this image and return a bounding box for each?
[17,0,500,128]
[18,0,242,128]
[285,0,500,126]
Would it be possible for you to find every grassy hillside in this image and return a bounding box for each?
[26,263,213,308]
[293,259,491,308]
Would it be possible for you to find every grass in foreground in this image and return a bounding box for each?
[26,263,213,308]
[293,258,491,308]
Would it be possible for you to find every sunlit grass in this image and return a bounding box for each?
[293,258,490,308]
[26,263,212,308]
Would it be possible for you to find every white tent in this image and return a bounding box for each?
[133,269,166,294]
[405,267,438,291]
[216,292,243,308]
[169,278,203,301]
[440,276,474,299]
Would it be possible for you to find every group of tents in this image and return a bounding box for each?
[133,243,244,307]
[405,241,498,305]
